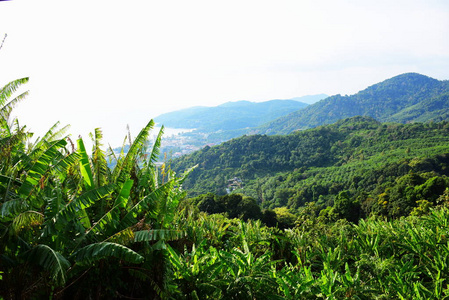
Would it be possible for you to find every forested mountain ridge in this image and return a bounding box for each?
[260,73,449,135]
[154,95,327,132]
[4,78,449,299]
[171,117,449,218]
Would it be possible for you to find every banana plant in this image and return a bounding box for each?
[167,242,223,299]
[0,104,191,298]
[0,130,82,296]
[0,77,29,134]
[217,237,281,299]
[274,263,316,299]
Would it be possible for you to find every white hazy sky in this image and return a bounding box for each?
[1,0,448,146]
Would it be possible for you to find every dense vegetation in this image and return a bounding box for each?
[171,116,449,219]
[0,78,191,298]
[2,78,449,299]
[260,73,449,135]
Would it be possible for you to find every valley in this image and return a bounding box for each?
[2,73,449,298]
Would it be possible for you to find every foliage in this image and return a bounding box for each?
[3,77,449,299]
[190,193,262,221]
[0,79,190,298]
[260,72,449,135]
[171,116,449,219]
[169,202,449,299]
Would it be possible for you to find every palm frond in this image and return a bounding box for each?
[155,183,186,228]
[43,193,63,221]
[0,174,21,198]
[0,77,29,135]
[138,126,164,191]
[82,179,134,241]
[106,144,119,165]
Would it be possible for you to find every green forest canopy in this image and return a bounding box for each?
[2,78,449,299]
[172,116,449,220]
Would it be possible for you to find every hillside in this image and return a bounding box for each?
[154,95,328,132]
[4,79,449,299]
[260,73,449,135]
[171,117,449,218]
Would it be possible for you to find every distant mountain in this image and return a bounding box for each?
[154,95,327,132]
[289,94,329,104]
[260,73,449,135]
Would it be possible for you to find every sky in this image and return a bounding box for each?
[1,0,448,146]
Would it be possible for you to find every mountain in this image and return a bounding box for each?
[289,94,329,104]
[154,95,327,132]
[171,117,449,217]
[260,73,449,135]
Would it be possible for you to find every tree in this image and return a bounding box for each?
[237,196,262,221]
[273,207,297,228]
[333,191,361,223]
[261,209,277,227]
[196,193,223,214]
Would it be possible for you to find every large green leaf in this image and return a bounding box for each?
[52,185,114,227]
[72,242,143,265]
[134,229,186,242]
[83,180,134,240]
[0,91,29,133]
[31,122,70,152]
[11,210,44,234]
[18,139,67,198]
[77,138,94,190]
[148,125,164,166]
[0,174,21,206]
[0,198,26,220]
[112,119,155,185]
[43,194,62,224]
[24,244,70,285]
[117,180,173,230]
[0,77,29,132]
[52,152,80,181]
[90,128,109,188]
[0,77,29,106]
[114,178,133,209]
